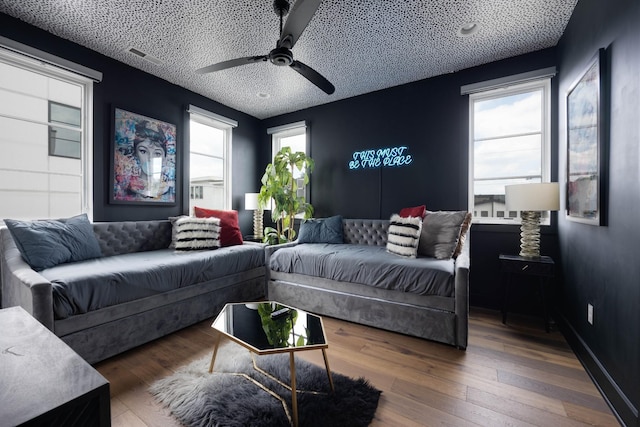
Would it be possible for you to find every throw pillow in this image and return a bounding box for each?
[4,213,102,271]
[418,210,471,260]
[399,205,426,218]
[174,217,221,251]
[452,212,473,258]
[386,214,422,258]
[298,215,344,244]
[168,215,189,249]
[193,207,243,247]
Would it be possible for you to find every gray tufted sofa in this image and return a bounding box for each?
[0,220,265,363]
[265,218,470,349]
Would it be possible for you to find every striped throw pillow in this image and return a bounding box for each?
[386,214,422,258]
[174,217,221,251]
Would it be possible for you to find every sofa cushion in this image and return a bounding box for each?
[4,214,102,271]
[386,214,422,258]
[269,243,454,296]
[42,245,265,319]
[418,210,471,260]
[194,207,243,247]
[298,215,344,243]
[174,217,220,251]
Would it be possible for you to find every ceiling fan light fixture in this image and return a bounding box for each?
[458,22,480,37]
[269,46,294,66]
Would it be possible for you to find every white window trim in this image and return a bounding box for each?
[468,78,552,225]
[187,106,236,210]
[268,122,309,217]
[0,45,95,220]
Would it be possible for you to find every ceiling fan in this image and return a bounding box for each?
[196,0,335,95]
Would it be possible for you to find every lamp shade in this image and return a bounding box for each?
[505,183,560,211]
[244,193,259,210]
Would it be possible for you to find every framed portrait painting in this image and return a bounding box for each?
[566,48,607,225]
[110,108,177,205]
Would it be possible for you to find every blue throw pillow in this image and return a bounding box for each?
[298,215,344,244]
[4,214,102,271]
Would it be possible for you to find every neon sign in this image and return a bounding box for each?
[348,146,413,170]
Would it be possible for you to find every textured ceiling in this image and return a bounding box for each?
[0,0,577,119]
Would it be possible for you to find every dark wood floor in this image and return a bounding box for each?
[95,308,619,426]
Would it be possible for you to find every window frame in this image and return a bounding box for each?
[468,78,552,225]
[187,106,236,212]
[268,121,309,203]
[0,46,94,220]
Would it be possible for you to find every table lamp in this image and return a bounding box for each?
[505,182,559,258]
[244,193,263,240]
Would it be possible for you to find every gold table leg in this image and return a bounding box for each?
[208,332,221,373]
[321,348,335,392]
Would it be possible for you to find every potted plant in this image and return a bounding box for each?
[258,147,314,244]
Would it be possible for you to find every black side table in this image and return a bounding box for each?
[499,254,555,332]
[0,306,110,426]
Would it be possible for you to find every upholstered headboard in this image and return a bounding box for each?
[92,220,172,257]
[342,219,389,246]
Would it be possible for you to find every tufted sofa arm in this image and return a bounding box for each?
[1,220,174,331]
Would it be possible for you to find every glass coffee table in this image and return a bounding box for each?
[209,301,334,427]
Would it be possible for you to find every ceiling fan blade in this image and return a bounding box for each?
[195,56,267,74]
[278,0,322,49]
[290,60,335,94]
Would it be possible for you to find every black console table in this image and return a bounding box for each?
[499,254,555,332]
[0,306,110,426]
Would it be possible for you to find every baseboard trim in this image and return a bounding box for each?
[556,313,638,427]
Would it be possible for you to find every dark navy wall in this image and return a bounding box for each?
[0,13,263,235]
[556,0,640,425]
[261,48,559,311]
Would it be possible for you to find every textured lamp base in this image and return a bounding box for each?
[519,211,541,258]
[253,209,264,240]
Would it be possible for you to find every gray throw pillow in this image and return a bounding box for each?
[298,215,344,244]
[4,214,103,271]
[418,211,471,260]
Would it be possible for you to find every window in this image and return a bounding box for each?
[0,45,96,221]
[187,105,237,213]
[468,78,551,224]
[49,101,81,159]
[268,121,308,199]
[190,185,203,200]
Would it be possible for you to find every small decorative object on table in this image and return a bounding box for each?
[245,192,264,240]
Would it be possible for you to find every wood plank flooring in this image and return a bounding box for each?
[94,308,620,426]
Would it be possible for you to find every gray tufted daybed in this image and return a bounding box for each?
[0,220,265,363]
[265,218,470,349]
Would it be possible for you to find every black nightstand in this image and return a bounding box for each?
[499,254,555,332]
[243,235,264,243]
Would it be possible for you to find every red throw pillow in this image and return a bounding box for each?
[193,207,243,247]
[399,205,426,218]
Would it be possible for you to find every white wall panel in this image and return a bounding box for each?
[0,117,49,171]
[50,173,81,192]
[0,62,47,98]
[0,170,48,191]
[0,89,47,122]
[49,193,81,218]
[0,191,49,220]
[48,156,81,175]
[48,78,81,107]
